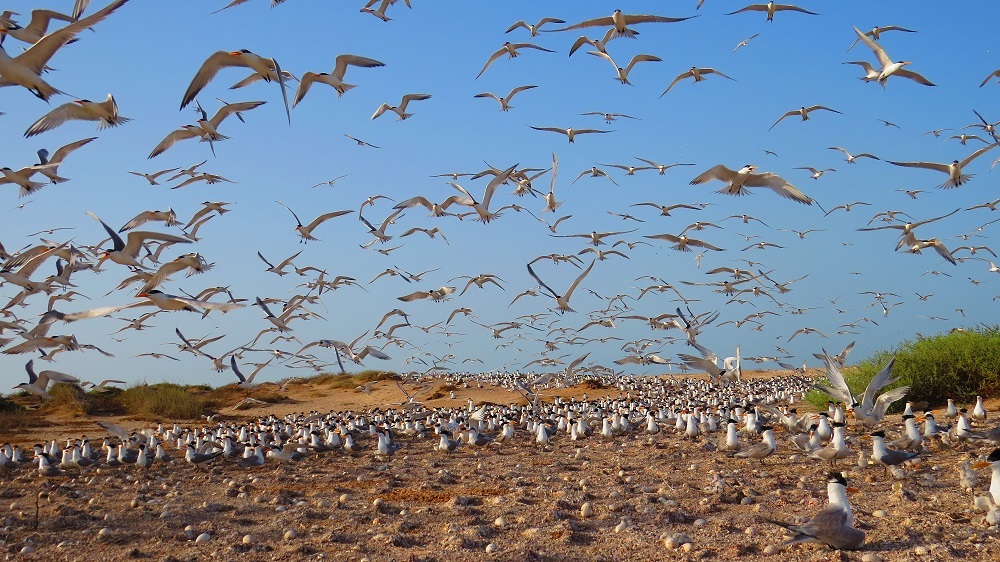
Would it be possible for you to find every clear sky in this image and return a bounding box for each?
[2,0,1000,391]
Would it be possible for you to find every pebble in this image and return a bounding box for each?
[581,503,594,518]
[914,546,929,556]
[861,554,883,562]
[20,546,35,555]
[740,497,753,505]
[873,509,888,518]
[242,535,253,545]
[494,517,506,527]
[693,519,706,527]
[284,530,296,540]
[97,528,111,539]
[195,533,211,544]
[763,545,779,555]
[485,543,497,553]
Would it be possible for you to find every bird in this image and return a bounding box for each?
[505,17,565,36]
[179,49,291,123]
[275,201,353,242]
[690,164,813,205]
[761,472,865,550]
[813,353,908,425]
[733,33,760,52]
[292,54,385,106]
[371,93,432,120]
[148,100,266,158]
[847,25,918,51]
[34,137,97,184]
[661,67,734,96]
[86,211,191,269]
[828,147,879,164]
[128,168,179,186]
[727,2,818,21]
[851,26,935,87]
[12,360,80,400]
[552,10,696,40]
[587,51,662,85]
[476,42,554,80]
[24,94,130,137]
[529,126,612,143]
[0,0,131,101]
[980,69,1000,88]
[473,85,537,111]
[869,430,919,472]
[770,105,842,131]
[887,143,999,188]
[344,134,379,148]
[526,259,596,313]
[645,233,724,252]
[796,167,835,180]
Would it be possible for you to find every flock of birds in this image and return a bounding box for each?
[6,355,1000,552]
[0,0,999,434]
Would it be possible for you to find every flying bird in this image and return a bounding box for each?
[727,2,818,21]
[690,164,813,205]
[474,85,537,111]
[887,143,999,188]
[179,49,291,123]
[24,94,130,137]
[770,105,842,131]
[529,126,612,143]
[275,201,353,242]
[371,93,432,120]
[661,67,734,96]
[476,42,554,80]
[552,10,696,40]
[851,26,935,87]
[292,54,385,106]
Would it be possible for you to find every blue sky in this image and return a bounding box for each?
[2,0,1000,390]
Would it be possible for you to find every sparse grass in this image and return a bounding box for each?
[807,325,1000,410]
[43,383,94,416]
[116,383,207,420]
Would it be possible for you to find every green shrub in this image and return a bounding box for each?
[807,325,1000,409]
[116,383,206,420]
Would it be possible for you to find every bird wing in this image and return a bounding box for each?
[816,351,854,403]
[886,160,952,174]
[15,0,131,75]
[47,137,97,164]
[148,127,201,159]
[853,26,892,67]
[562,259,596,301]
[690,164,736,185]
[209,100,266,128]
[305,210,353,232]
[661,70,693,96]
[122,231,191,258]
[960,142,999,168]
[587,50,619,72]
[476,48,507,79]
[398,93,431,111]
[481,164,517,210]
[893,68,935,86]
[871,385,909,419]
[530,126,568,136]
[182,51,260,109]
[24,102,92,137]
[552,16,614,32]
[769,110,797,131]
[332,54,385,80]
[526,263,559,300]
[745,172,813,205]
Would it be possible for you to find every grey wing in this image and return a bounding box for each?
[872,385,909,419]
[860,355,896,411]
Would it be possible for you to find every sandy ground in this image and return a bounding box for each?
[2,375,999,561]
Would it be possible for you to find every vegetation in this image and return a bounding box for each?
[807,326,1000,409]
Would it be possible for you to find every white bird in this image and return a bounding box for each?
[795,167,835,180]
[761,472,865,550]
[275,201,353,242]
[505,17,565,36]
[690,164,813,205]
[553,10,696,40]
[727,2,817,21]
[292,54,385,106]
[661,67,734,96]
[587,51,662,85]
[0,163,55,197]
[529,126,612,143]
[128,168,179,186]
[770,105,842,131]
[852,26,935,87]
[0,0,131,101]
[847,25,918,51]
[148,100,265,159]
[86,211,191,269]
[33,137,96,184]
[733,33,760,52]
[887,143,999,188]
[25,94,130,137]
[12,360,80,400]
[371,93,431,120]
[474,85,537,111]
[476,42,554,80]
[526,259,596,313]
[812,352,908,425]
[828,146,880,164]
[180,49,290,123]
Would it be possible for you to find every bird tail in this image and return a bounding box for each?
[611,29,639,40]
[337,83,357,97]
[19,181,47,198]
[100,116,133,129]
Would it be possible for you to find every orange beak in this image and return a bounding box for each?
[229,51,242,56]
[846,487,860,493]
[973,462,992,469]
[136,292,148,298]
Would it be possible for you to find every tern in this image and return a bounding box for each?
[25,94,130,137]
[128,168,179,186]
[86,211,191,270]
[34,137,96,184]
[529,126,612,143]
[690,164,813,205]
[847,25,918,51]
[733,33,760,52]
[526,259,596,313]
[12,359,80,400]
[371,93,431,120]
[852,26,935,87]
[292,54,385,106]
[761,472,864,550]
[0,8,75,45]
[0,0,131,100]
[727,2,817,21]
[0,164,55,197]
[661,67,734,96]
[275,201,353,242]
[180,49,290,123]
[587,51,662,85]
[505,17,565,36]
[796,167,835,180]
[769,105,842,131]
[476,42,554,80]
[887,143,999,188]
[812,352,908,425]
[553,10,696,40]
[473,85,537,111]
[828,146,879,164]
[148,100,265,158]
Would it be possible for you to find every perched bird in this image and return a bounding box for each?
[24,94,130,137]
[761,472,865,550]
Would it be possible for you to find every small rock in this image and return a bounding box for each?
[581,502,594,518]
[693,519,706,527]
[195,533,211,544]
[242,535,253,545]
[861,554,883,562]
[741,497,754,505]
[763,545,780,555]
[681,542,693,553]
[98,528,111,539]
[914,546,929,556]
[485,543,497,553]
[873,509,888,518]
[20,546,36,555]
[284,530,296,540]
[494,517,506,527]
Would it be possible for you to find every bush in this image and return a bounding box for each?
[44,383,94,416]
[807,325,1000,409]
[116,383,206,420]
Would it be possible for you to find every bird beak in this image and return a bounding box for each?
[229,51,242,56]
[846,487,860,494]
[972,462,992,469]
[860,435,871,440]
[136,292,148,298]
